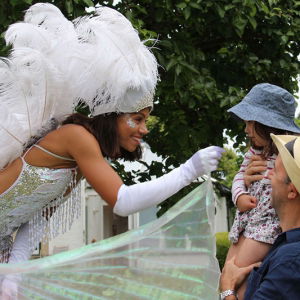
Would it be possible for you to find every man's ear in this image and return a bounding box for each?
[287,183,299,200]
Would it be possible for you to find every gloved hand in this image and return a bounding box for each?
[114,145,224,217]
[181,146,225,184]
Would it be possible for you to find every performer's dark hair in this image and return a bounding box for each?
[252,122,295,157]
[62,113,142,161]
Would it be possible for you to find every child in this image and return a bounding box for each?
[224,83,300,300]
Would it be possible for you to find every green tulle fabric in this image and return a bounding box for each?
[0,179,220,299]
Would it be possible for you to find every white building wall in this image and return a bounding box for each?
[214,196,229,233]
[85,186,114,242]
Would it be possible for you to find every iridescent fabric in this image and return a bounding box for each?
[0,157,80,259]
[0,179,220,299]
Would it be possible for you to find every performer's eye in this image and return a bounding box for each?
[132,116,143,123]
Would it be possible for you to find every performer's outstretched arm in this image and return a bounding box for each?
[66,125,224,215]
[114,146,224,216]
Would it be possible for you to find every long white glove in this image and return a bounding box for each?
[113,146,224,216]
[1,223,31,300]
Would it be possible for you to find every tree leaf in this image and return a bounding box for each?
[183,7,191,20]
[166,58,177,71]
[215,4,225,18]
[176,2,187,9]
[189,2,201,9]
[175,64,182,76]
[83,0,95,7]
[247,16,257,29]
[233,15,248,36]
[180,61,200,74]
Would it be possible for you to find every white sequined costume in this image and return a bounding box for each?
[0,145,80,262]
[0,3,159,268]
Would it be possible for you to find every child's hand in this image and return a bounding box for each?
[236,194,257,212]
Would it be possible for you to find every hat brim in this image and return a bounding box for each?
[271,134,300,193]
[228,102,300,134]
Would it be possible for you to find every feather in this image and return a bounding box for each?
[0,48,68,169]
[0,3,158,165]
[72,7,158,114]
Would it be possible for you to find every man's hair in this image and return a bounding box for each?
[284,176,291,185]
[62,113,142,161]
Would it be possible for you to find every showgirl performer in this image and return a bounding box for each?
[0,3,224,298]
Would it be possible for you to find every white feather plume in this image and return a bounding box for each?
[72,7,158,114]
[0,48,68,169]
[0,3,158,169]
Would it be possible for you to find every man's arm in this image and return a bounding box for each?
[219,256,259,299]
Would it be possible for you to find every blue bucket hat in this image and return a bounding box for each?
[227,83,300,133]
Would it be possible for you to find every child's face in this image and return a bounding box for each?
[244,121,267,147]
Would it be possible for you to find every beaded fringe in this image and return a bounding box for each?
[0,236,13,263]
[28,173,81,253]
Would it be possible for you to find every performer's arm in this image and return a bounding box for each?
[67,125,224,216]
[114,146,224,216]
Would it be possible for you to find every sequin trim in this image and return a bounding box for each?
[132,92,154,112]
[0,162,81,259]
[28,169,81,252]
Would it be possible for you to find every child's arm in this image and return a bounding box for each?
[232,148,255,206]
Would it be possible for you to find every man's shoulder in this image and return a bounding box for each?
[275,242,300,256]
[270,235,300,266]
[246,230,300,299]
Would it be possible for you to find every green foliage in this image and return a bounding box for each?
[110,161,137,185]
[217,147,242,188]
[1,1,300,215]
[214,147,241,224]
[115,0,300,159]
[216,231,231,270]
[113,0,300,213]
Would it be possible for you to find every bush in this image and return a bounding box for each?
[216,232,231,270]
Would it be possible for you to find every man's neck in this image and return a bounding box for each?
[279,205,300,232]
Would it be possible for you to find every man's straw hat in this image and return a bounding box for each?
[271,134,300,192]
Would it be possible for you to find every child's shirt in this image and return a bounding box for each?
[232,147,275,206]
[229,147,280,244]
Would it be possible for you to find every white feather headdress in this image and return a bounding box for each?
[0,3,158,169]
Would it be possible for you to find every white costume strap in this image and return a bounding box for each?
[33,144,76,162]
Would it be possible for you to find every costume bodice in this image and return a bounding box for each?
[0,146,80,258]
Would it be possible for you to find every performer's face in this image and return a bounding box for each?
[244,121,267,148]
[116,108,150,152]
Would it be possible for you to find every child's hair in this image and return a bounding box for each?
[252,122,295,158]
